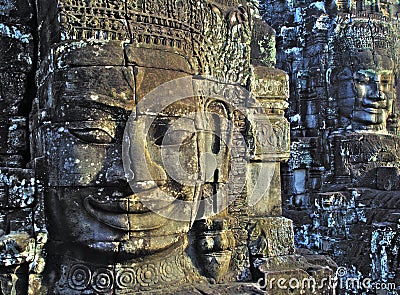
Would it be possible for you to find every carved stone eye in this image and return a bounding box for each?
[154,130,195,147]
[69,128,115,144]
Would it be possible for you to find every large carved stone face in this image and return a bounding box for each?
[332,52,396,132]
[38,67,202,258]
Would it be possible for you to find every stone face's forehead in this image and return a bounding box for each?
[39,66,201,116]
[38,66,136,111]
[374,51,396,71]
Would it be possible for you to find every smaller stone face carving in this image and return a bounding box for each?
[330,18,399,133]
[352,68,394,129]
[192,219,235,283]
[332,57,396,132]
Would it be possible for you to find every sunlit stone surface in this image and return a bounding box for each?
[0,0,336,294]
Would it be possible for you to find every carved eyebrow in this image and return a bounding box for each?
[154,130,195,146]
[61,103,130,122]
[81,102,131,117]
[67,121,116,139]
[379,70,393,75]
[92,103,130,116]
[69,128,115,144]
[380,73,392,79]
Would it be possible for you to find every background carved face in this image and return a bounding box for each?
[332,53,396,132]
[352,69,394,127]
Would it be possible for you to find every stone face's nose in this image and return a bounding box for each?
[123,121,167,193]
[105,160,127,184]
[366,79,385,101]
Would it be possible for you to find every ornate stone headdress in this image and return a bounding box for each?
[55,0,254,83]
[329,11,400,134]
[59,0,203,56]
[331,13,399,66]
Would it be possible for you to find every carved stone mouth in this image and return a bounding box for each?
[362,107,385,114]
[83,196,175,231]
[361,100,386,108]
[85,196,151,214]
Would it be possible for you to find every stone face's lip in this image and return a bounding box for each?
[361,100,386,109]
[83,196,175,231]
[86,196,151,214]
[362,107,385,114]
